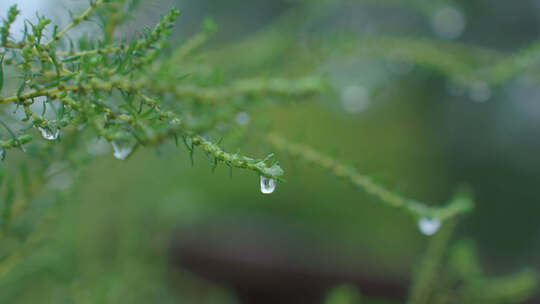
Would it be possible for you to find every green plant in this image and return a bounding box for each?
[0,1,537,303]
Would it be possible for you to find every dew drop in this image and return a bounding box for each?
[418,217,442,236]
[0,149,5,161]
[111,140,134,160]
[260,176,276,194]
[38,126,60,140]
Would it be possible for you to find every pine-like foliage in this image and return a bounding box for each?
[0,1,537,303]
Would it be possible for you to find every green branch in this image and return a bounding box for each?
[46,0,106,47]
[407,220,457,304]
[266,133,474,220]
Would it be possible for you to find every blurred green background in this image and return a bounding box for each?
[1,0,540,303]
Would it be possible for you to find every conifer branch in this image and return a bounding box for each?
[266,133,474,220]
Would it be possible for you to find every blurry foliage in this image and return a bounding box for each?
[0,0,538,303]
[324,284,363,304]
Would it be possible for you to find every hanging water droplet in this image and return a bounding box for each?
[111,140,134,160]
[418,217,442,236]
[38,126,60,140]
[0,149,5,161]
[260,176,276,194]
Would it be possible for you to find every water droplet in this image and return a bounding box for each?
[0,149,5,160]
[340,85,370,113]
[235,112,250,125]
[469,81,491,102]
[37,125,60,140]
[260,176,276,194]
[111,140,134,160]
[431,6,466,40]
[418,217,442,236]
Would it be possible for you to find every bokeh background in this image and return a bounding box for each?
[1,0,540,303]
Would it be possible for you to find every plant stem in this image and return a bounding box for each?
[266,133,473,220]
[407,220,457,304]
[46,0,106,47]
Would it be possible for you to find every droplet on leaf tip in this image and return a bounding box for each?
[38,126,60,140]
[418,217,442,236]
[111,140,134,160]
[260,175,276,194]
